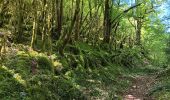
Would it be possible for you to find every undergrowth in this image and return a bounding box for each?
[148,67,170,99]
[0,43,149,99]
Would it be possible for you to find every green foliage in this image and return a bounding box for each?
[149,68,170,98]
[165,35,170,64]
[149,83,170,96]
[1,42,138,99]
[0,66,27,100]
[3,49,54,76]
[0,0,169,99]
[36,54,53,73]
[27,75,86,100]
[153,91,170,100]
[0,50,87,99]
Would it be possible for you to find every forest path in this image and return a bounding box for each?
[123,75,156,100]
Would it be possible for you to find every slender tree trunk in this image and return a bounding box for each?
[47,13,52,55]
[31,16,37,49]
[75,0,81,41]
[56,0,63,40]
[88,0,92,19]
[103,0,111,43]
[42,0,47,52]
[15,0,23,43]
[135,0,142,45]
[31,0,38,49]
[136,19,142,45]
[51,0,56,39]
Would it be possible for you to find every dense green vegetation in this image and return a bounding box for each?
[0,0,170,99]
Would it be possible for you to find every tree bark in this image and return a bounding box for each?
[135,0,142,45]
[58,0,80,55]
[56,0,63,40]
[103,0,111,43]
[75,0,81,41]
[15,0,23,43]
[136,19,142,45]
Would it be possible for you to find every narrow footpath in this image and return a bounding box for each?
[123,75,156,100]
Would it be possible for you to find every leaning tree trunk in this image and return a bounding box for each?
[58,0,80,55]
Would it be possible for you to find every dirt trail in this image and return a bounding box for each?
[123,75,156,100]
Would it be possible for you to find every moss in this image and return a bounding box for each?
[36,55,53,73]
[27,75,86,100]
[0,66,27,100]
[1,44,142,99]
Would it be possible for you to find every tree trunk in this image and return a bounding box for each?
[136,19,142,45]
[75,0,81,41]
[56,0,63,40]
[47,14,52,55]
[42,0,47,52]
[31,15,38,49]
[103,0,111,43]
[15,0,23,43]
[58,0,79,55]
[135,0,142,45]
